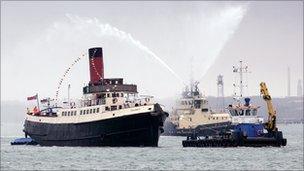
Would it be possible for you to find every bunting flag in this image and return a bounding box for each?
[40,98,48,103]
[27,94,37,101]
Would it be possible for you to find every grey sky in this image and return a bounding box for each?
[1,1,303,102]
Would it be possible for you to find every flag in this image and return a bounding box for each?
[27,94,37,101]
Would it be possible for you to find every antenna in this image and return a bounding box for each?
[190,56,194,96]
[233,60,250,99]
[217,75,225,109]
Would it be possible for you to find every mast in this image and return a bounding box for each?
[217,75,224,109]
[240,61,243,97]
[233,60,249,100]
[36,93,40,110]
[190,56,194,97]
[68,84,71,105]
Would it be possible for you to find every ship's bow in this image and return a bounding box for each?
[153,103,169,133]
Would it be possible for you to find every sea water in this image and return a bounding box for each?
[1,124,303,170]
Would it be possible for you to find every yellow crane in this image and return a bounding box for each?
[260,82,277,132]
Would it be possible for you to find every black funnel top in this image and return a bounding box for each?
[89,47,103,58]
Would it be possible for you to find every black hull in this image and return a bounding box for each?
[163,121,233,137]
[182,131,287,147]
[24,107,168,147]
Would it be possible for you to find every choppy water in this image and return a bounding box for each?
[1,124,303,170]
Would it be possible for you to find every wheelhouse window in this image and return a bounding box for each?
[96,108,100,113]
[245,109,251,116]
[93,109,96,113]
[252,109,257,116]
[231,109,239,116]
[105,106,110,111]
[201,108,208,112]
[194,100,201,109]
[80,110,83,115]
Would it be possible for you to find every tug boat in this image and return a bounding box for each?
[164,61,265,136]
[182,61,287,147]
[182,82,287,148]
[23,47,168,147]
[164,81,232,136]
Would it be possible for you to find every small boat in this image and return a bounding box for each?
[10,138,38,145]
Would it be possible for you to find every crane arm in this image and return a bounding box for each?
[260,82,277,132]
